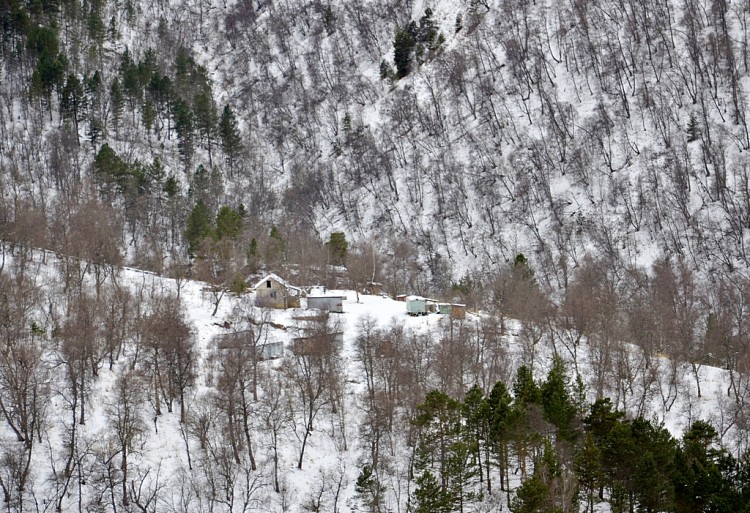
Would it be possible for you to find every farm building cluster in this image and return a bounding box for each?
[252,273,467,320]
[254,273,466,319]
[397,295,466,320]
[214,274,468,363]
[252,273,346,313]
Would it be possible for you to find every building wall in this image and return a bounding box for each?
[307,296,344,313]
[255,278,290,309]
[215,332,284,359]
[292,332,344,355]
[450,304,466,320]
[407,299,426,315]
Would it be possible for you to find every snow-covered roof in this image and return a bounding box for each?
[252,273,301,292]
[406,295,425,301]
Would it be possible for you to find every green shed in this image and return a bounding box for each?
[406,296,427,316]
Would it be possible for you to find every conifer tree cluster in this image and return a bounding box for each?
[405,357,750,513]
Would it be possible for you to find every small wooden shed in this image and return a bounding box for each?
[438,303,451,315]
[253,273,301,309]
[450,303,466,320]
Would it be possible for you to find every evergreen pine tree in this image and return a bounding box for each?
[487,380,514,495]
[463,385,488,492]
[412,390,463,510]
[631,417,676,512]
[148,73,172,134]
[87,8,105,43]
[412,470,453,513]
[687,112,701,143]
[87,117,103,146]
[93,143,128,197]
[145,158,165,197]
[214,206,242,241]
[511,366,542,480]
[513,365,541,404]
[601,421,638,511]
[584,398,624,443]
[322,5,336,35]
[185,200,213,257]
[445,437,480,511]
[541,355,578,442]
[60,74,87,144]
[326,231,348,266]
[110,78,124,134]
[674,420,732,513]
[28,26,66,107]
[139,48,158,87]
[163,175,179,198]
[172,97,194,166]
[354,464,385,513]
[247,238,259,273]
[120,49,142,115]
[574,434,603,512]
[142,99,156,135]
[393,22,417,78]
[194,89,218,166]
[514,253,536,282]
[219,104,242,174]
[510,473,551,513]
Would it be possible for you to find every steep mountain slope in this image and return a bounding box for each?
[3,0,750,291]
[6,2,750,509]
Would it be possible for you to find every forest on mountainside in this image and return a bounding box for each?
[4,0,750,423]
[5,0,750,297]
[5,0,750,510]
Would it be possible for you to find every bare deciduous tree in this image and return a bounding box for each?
[215,336,259,471]
[105,369,146,508]
[0,320,48,513]
[258,369,289,493]
[141,294,195,422]
[60,291,105,426]
[288,312,343,469]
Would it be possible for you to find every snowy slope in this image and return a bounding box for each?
[2,247,745,512]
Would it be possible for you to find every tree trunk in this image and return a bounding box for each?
[240,389,257,470]
[78,374,86,425]
[273,431,280,493]
[121,448,129,507]
[298,427,311,470]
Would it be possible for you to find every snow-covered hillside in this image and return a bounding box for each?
[6,0,750,509]
[2,247,748,512]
